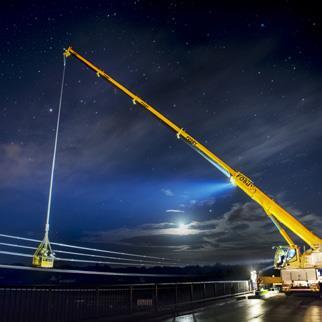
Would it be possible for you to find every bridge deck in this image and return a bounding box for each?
[153,294,322,322]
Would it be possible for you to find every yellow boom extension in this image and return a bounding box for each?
[64,46,321,250]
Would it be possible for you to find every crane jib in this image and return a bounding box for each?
[235,173,257,194]
[186,141,231,178]
[64,47,322,249]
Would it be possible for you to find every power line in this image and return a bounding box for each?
[0,250,176,267]
[0,264,184,277]
[0,242,174,265]
[0,233,176,262]
[55,257,163,267]
[0,250,33,258]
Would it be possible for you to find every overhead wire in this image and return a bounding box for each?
[0,233,177,262]
[0,264,185,277]
[55,257,164,267]
[0,250,33,259]
[0,242,176,265]
[0,249,176,267]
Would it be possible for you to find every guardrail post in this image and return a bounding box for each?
[203,283,206,299]
[95,288,99,317]
[154,284,158,312]
[129,286,133,314]
[223,282,226,295]
[190,283,194,302]
[47,287,52,318]
[175,283,178,305]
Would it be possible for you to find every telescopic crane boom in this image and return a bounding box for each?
[64,47,322,293]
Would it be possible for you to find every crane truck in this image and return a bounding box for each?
[35,47,322,294]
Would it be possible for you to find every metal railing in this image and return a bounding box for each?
[0,280,252,321]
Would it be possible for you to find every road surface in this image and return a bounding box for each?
[152,294,322,322]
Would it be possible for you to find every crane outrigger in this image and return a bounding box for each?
[35,47,322,293]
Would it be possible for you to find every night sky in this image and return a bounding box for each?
[1,1,322,265]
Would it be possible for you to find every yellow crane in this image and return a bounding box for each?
[37,47,322,293]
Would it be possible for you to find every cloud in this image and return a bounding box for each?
[0,142,50,187]
[0,110,154,187]
[161,189,174,197]
[81,198,322,264]
[166,209,184,213]
[2,36,322,198]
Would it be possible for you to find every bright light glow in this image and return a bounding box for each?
[250,270,258,282]
[230,176,236,186]
[173,181,234,199]
[247,300,264,320]
[250,270,258,290]
[177,223,189,235]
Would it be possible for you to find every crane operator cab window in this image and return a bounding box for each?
[274,246,297,268]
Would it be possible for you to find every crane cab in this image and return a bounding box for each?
[274,246,299,269]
